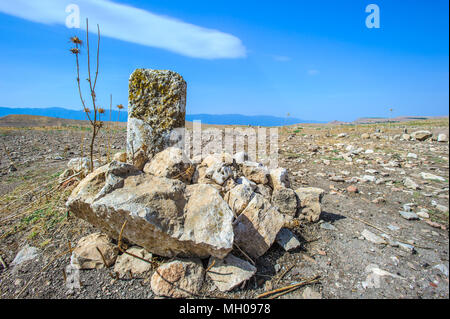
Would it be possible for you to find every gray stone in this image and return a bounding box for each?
[403,177,420,190]
[295,187,324,222]
[224,184,254,216]
[420,172,446,182]
[207,254,256,292]
[361,229,387,245]
[399,211,419,220]
[437,133,448,142]
[275,228,301,251]
[320,222,336,230]
[411,130,432,141]
[269,167,290,189]
[11,245,40,267]
[271,188,298,216]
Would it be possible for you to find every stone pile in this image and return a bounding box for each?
[65,69,324,297]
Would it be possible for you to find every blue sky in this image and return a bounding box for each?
[0,0,448,122]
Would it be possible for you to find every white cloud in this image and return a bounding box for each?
[273,55,291,62]
[0,0,246,59]
[307,69,320,75]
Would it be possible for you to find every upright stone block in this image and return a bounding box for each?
[127,69,187,164]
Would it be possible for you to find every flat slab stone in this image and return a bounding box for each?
[399,211,419,220]
[207,254,256,292]
[361,229,387,245]
[11,245,39,267]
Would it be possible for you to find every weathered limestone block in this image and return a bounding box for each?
[271,188,298,216]
[411,130,432,141]
[66,162,232,258]
[151,258,204,298]
[295,187,325,222]
[224,184,255,216]
[113,151,127,163]
[127,69,187,164]
[269,167,290,190]
[207,254,256,292]
[143,147,194,183]
[241,161,270,184]
[182,184,234,257]
[233,194,285,258]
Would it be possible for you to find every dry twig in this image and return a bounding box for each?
[256,275,320,299]
[233,243,255,266]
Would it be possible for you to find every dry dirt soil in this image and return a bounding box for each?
[0,117,448,299]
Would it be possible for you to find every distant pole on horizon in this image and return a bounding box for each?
[389,107,394,131]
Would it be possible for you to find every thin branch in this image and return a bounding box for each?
[256,275,320,299]
[0,254,7,269]
[233,244,255,266]
[92,24,100,91]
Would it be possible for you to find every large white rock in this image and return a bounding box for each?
[224,184,255,216]
[67,162,233,259]
[233,194,285,258]
[207,254,256,292]
[181,184,235,258]
[143,147,193,183]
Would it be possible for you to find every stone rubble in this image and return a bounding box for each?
[63,69,329,298]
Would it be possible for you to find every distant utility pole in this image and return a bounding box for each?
[389,108,394,131]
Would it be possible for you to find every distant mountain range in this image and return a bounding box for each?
[0,107,323,126]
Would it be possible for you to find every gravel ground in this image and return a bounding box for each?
[0,120,448,299]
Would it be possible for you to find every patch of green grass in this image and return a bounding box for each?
[323,156,344,161]
[428,209,449,224]
[429,156,447,164]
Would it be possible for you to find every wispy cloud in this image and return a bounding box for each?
[0,0,246,59]
[307,69,320,76]
[273,55,292,62]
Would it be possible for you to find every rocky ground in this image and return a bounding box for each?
[0,119,448,299]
